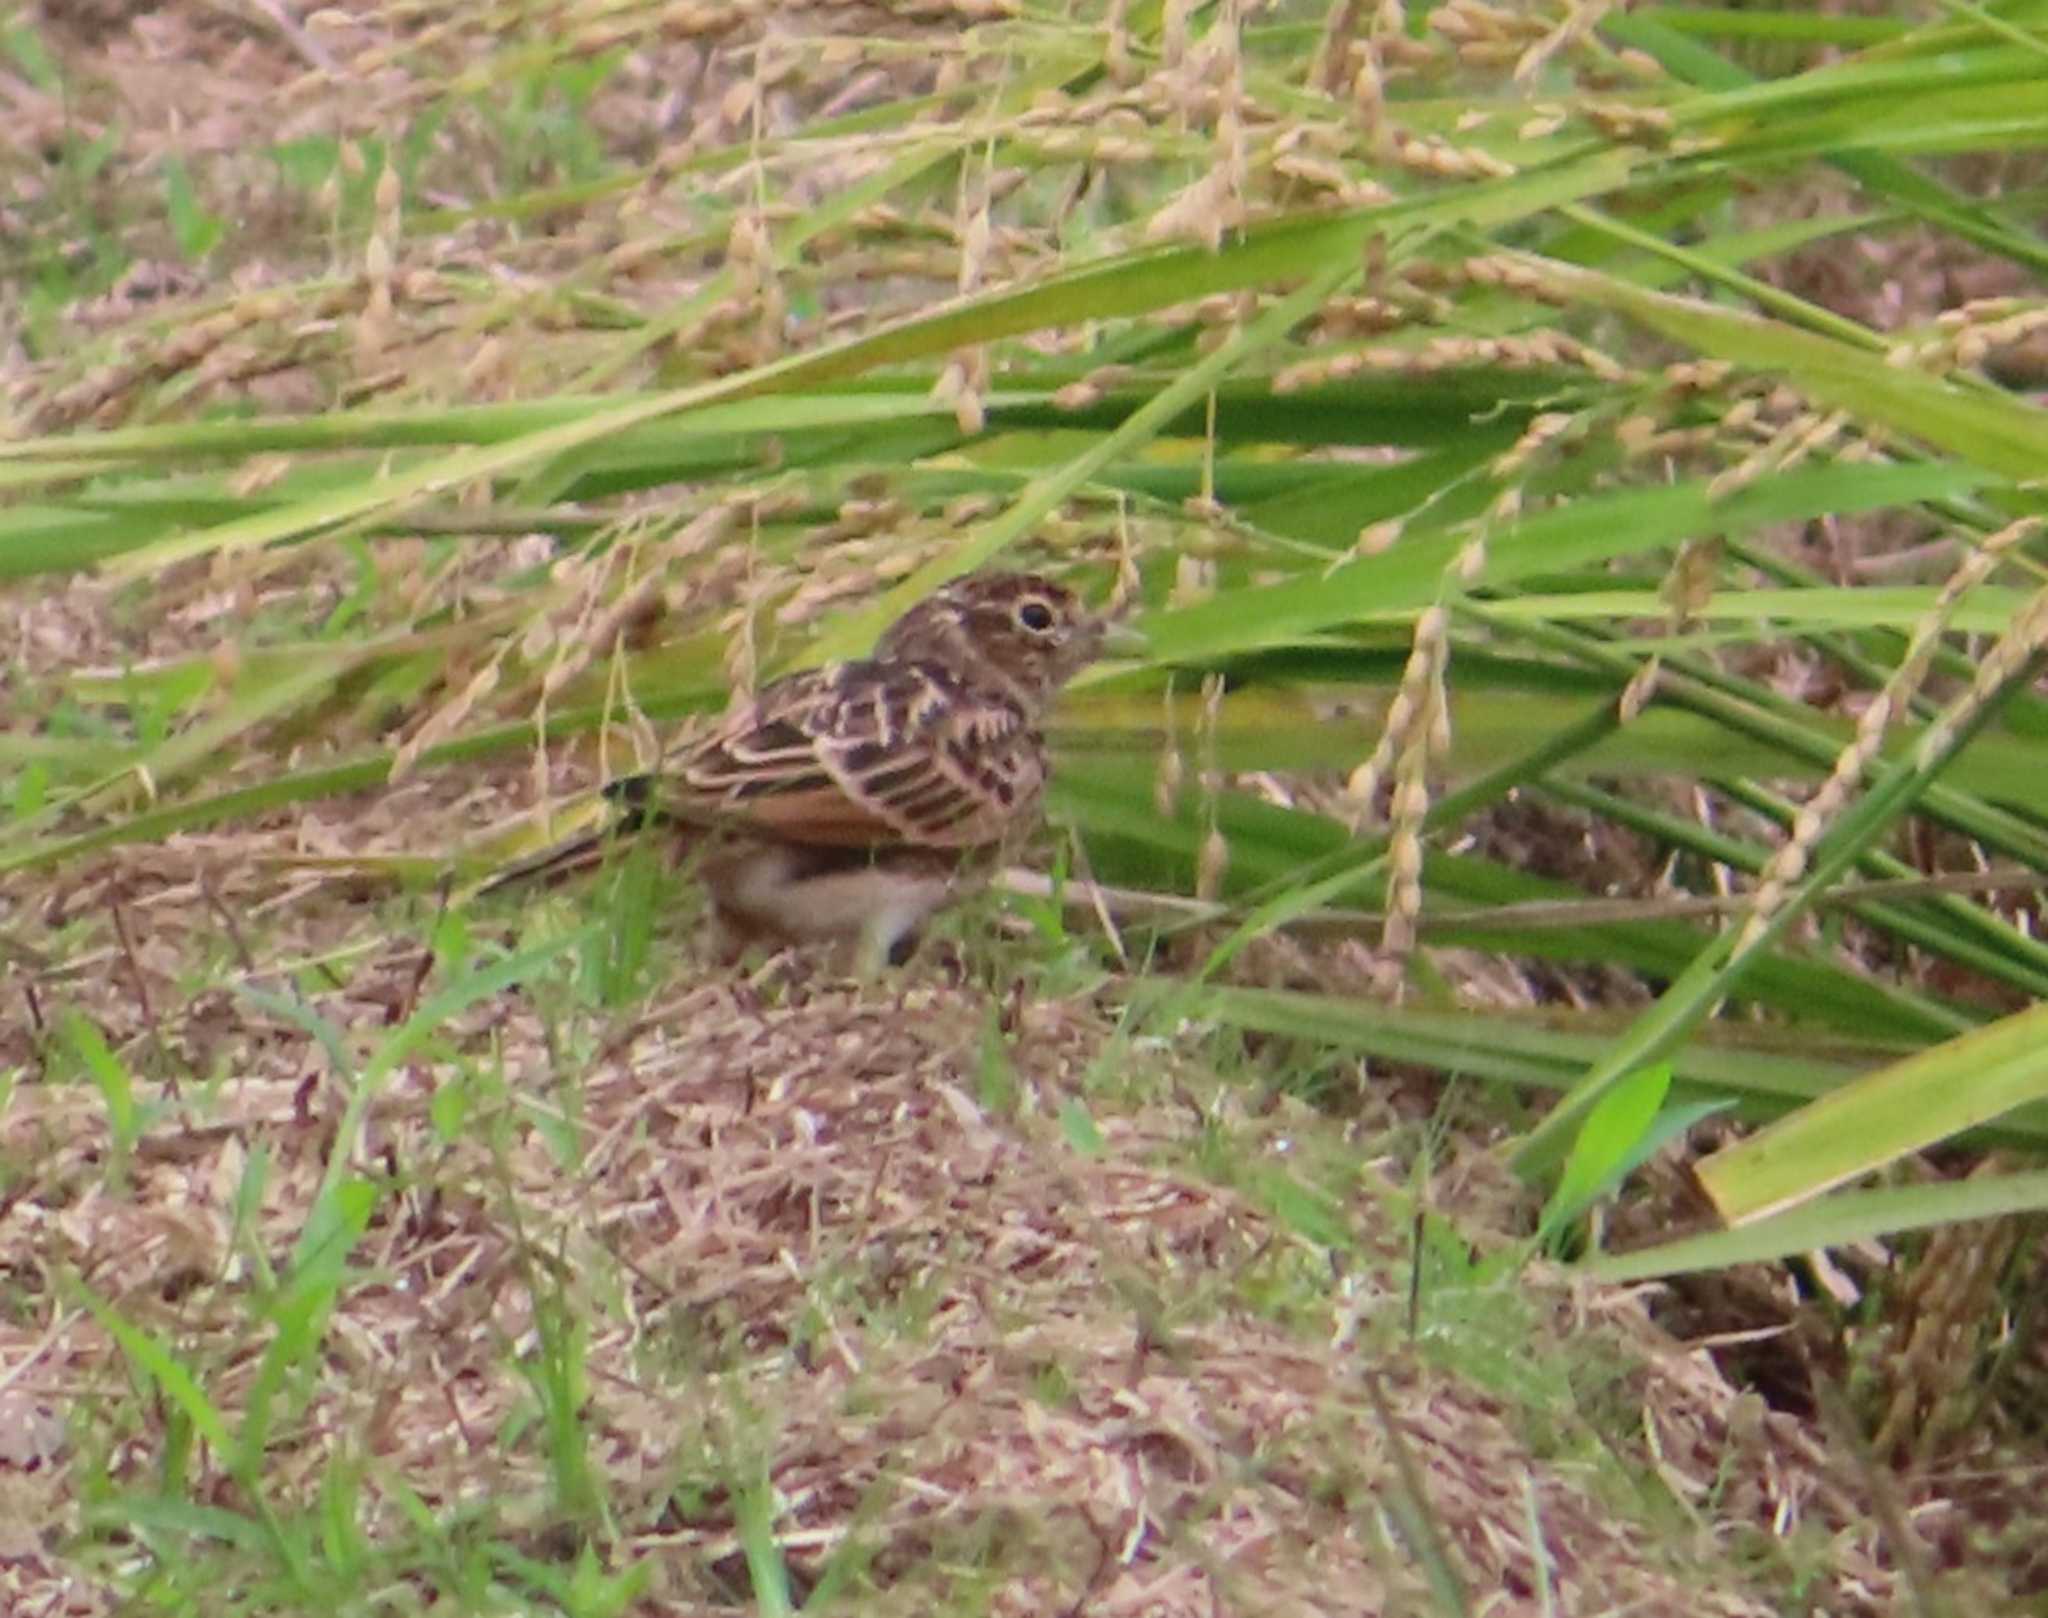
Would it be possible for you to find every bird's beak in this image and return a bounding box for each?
[1098,619,1149,658]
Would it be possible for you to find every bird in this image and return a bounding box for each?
[487,570,1135,970]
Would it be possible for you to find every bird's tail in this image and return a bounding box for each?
[475,774,665,896]
[476,829,612,895]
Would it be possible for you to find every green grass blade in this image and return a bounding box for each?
[1698,1002,2048,1224]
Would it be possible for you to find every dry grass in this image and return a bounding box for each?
[4,887,1851,1612]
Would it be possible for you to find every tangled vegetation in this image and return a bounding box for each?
[5,2,2048,1612]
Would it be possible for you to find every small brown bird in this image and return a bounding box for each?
[492,571,1133,969]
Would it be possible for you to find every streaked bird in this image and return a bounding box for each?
[490,571,1134,968]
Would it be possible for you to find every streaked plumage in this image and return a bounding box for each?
[491,571,1119,966]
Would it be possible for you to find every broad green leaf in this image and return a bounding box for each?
[1539,1064,1673,1245]
[1698,1002,2048,1224]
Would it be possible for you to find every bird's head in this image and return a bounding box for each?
[876,571,1132,707]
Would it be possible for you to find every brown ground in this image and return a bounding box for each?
[0,926,1853,1614]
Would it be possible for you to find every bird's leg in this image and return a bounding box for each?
[853,892,928,980]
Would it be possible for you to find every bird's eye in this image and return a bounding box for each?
[1016,599,1058,634]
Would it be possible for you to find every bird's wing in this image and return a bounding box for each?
[649,659,1045,850]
